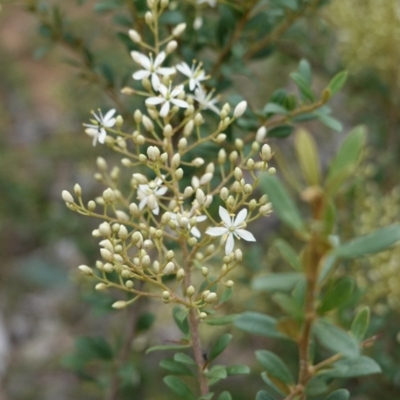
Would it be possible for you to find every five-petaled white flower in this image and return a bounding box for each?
[131,51,175,91]
[176,61,208,91]
[170,204,207,238]
[196,0,217,6]
[83,109,116,146]
[137,177,167,215]
[145,84,189,118]
[206,206,256,255]
[192,86,220,114]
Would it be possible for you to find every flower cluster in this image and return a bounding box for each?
[63,0,275,314]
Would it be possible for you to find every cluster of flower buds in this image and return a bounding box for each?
[62,0,275,315]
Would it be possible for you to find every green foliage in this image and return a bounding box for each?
[351,307,370,341]
[163,375,195,400]
[209,334,232,362]
[324,389,350,400]
[234,312,286,339]
[318,277,355,313]
[255,350,295,385]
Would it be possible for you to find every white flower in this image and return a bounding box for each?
[131,51,175,91]
[84,109,116,146]
[206,206,256,255]
[170,204,207,237]
[176,61,208,91]
[137,177,168,215]
[191,86,219,114]
[196,0,217,6]
[145,84,189,118]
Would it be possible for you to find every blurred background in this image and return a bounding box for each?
[1,0,400,399]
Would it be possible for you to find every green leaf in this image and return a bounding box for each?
[325,356,381,378]
[316,113,342,132]
[264,102,289,115]
[313,320,359,358]
[205,365,228,380]
[351,307,370,341]
[328,71,348,96]
[218,391,232,400]
[173,306,190,335]
[198,395,214,400]
[226,365,250,375]
[174,353,196,365]
[209,334,232,361]
[274,239,302,271]
[219,288,233,304]
[290,72,315,102]
[75,336,113,361]
[163,375,195,400]
[256,391,276,400]
[205,314,238,326]
[261,372,286,396]
[298,59,312,85]
[234,312,286,339]
[94,1,119,13]
[305,376,329,396]
[326,125,366,194]
[252,273,302,292]
[318,255,337,284]
[318,277,355,313]
[146,343,191,354]
[332,224,400,259]
[272,293,303,318]
[255,350,294,384]
[137,312,156,331]
[260,175,306,233]
[160,358,194,376]
[324,389,350,400]
[267,125,294,138]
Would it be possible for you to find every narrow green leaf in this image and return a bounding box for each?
[261,372,286,396]
[146,344,191,354]
[234,312,286,339]
[318,255,338,284]
[326,126,366,193]
[260,175,306,233]
[325,356,381,378]
[328,71,348,96]
[252,273,302,292]
[298,59,312,85]
[290,72,316,102]
[75,336,113,361]
[218,391,232,400]
[226,365,250,375]
[305,376,329,396]
[174,353,196,365]
[209,334,232,361]
[333,224,400,259]
[173,306,190,335]
[272,293,303,318]
[94,1,119,13]
[163,375,195,400]
[274,239,302,271]
[313,320,359,358]
[351,307,370,341]
[256,391,276,400]
[317,113,342,132]
[267,125,294,138]
[205,314,238,326]
[324,389,350,400]
[318,277,355,313]
[264,102,289,115]
[160,358,194,376]
[255,350,294,384]
[205,365,227,380]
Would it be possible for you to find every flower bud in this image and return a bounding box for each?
[147,146,160,160]
[112,301,128,309]
[99,222,112,236]
[132,173,148,184]
[74,183,82,197]
[104,263,114,273]
[268,167,276,175]
[125,280,134,288]
[161,212,171,224]
[103,188,115,203]
[96,157,107,171]
[226,280,234,288]
[166,250,175,260]
[163,262,175,275]
[171,154,181,169]
[233,101,247,118]
[200,172,213,185]
[142,255,151,268]
[131,232,143,247]
[172,23,186,37]
[128,29,141,43]
[256,126,267,142]
[145,11,153,25]
[192,158,204,167]
[183,120,194,136]
[205,292,217,303]
[204,195,213,207]
[216,134,226,143]
[142,115,154,131]
[196,189,206,205]
[229,151,238,163]
[162,291,170,300]
[118,225,129,240]
[235,138,244,150]
[62,190,74,203]
[199,312,207,319]
[95,283,107,290]
[201,267,209,276]
[101,249,114,262]
[176,268,185,280]
[247,158,255,169]
[166,40,178,53]
[175,168,183,180]
[188,237,197,246]
[78,265,93,275]
[186,285,195,297]
[261,144,272,161]
[234,167,242,181]
[183,186,194,198]
[163,124,173,137]
[178,138,187,150]
[260,203,273,215]
[235,249,243,261]
[220,187,229,200]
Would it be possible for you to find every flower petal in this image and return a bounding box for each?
[151,73,161,91]
[155,186,168,196]
[190,226,201,238]
[103,109,116,122]
[159,101,171,117]
[218,206,232,227]
[139,197,147,210]
[235,229,256,242]
[171,99,189,109]
[158,84,168,97]
[195,215,207,222]
[176,62,191,76]
[234,208,248,227]
[145,97,165,105]
[158,67,176,76]
[98,128,107,144]
[225,234,235,255]
[154,51,166,68]
[137,53,151,70]
[206,227,228,236]
[133,70,151,80]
